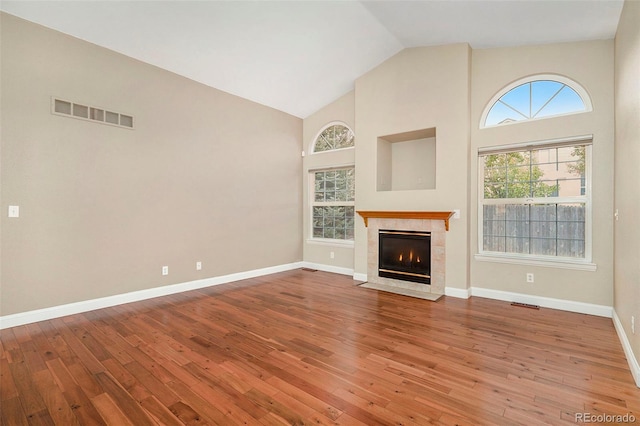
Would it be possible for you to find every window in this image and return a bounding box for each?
[479,138,591,263]
[313,124,354,153]
[311,168,355,240]
[308,122,355,242]
[481,75,591,128]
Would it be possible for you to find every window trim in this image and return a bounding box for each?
[305,237,355,248]
[310,121,355,154]
[480,74,593,129]
[477,136,594,267]
[309,164,355,243]
[474,253,597,271]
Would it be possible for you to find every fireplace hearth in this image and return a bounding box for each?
[378,230,431,284]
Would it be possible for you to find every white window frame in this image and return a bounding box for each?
[308,165,355,245]
[480,74,593,129]
[475,136,596,271]
[310,121,355,155]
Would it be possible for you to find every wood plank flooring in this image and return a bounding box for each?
[1,269,639,425]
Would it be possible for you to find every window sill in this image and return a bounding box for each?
[306,238,354,248]
[474,253,597,271]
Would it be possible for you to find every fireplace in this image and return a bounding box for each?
[378,230,431,284]
[359,211,451,294]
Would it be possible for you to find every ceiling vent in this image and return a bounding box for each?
[52,97,134,129]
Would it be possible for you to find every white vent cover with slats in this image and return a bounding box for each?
[52,97,134,129]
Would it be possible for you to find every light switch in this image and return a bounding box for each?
[8,206,19,218]
[453,209,461,219]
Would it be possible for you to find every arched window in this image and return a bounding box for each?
[481,75,592,128]
[312,123,354,153]
[309,122,355,241]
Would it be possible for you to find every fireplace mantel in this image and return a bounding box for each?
[357,211,454,231]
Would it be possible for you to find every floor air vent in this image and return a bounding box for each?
[52,98,134,129]
[511,302,540,310]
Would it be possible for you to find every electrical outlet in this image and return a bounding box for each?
[162,266,169,276]
[526,273,534,283]
[8,205,19,218]
[330,251,335,259]
[196,261,202,271]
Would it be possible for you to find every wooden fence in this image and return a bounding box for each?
[483,204,585,258]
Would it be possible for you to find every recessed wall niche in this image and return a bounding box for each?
[376,127,436,191]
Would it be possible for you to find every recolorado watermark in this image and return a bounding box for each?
[575,412,636,423]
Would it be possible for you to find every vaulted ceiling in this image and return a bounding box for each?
[1,1,624,118]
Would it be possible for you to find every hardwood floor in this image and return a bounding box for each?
[1,269,639,425]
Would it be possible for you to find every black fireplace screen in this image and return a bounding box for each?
[378,230,431,284]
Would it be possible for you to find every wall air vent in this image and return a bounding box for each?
[52,97,134,129]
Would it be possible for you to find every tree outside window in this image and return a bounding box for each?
[312,168,355,240]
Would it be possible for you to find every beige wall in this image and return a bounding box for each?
[470,40,615,306]
[0,14,303,316]
[354,44,471,289]
[302,92,355,270]
[614,0,640,374]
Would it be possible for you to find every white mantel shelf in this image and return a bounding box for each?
[357,211,455,231]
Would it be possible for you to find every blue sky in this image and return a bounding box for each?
[485,80,586,126]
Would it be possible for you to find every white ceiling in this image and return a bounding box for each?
[1,1,624,118]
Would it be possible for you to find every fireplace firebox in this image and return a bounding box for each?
[378,230,431,284]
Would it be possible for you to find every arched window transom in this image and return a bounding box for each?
[481,75,592,128]
[313,123,354,153]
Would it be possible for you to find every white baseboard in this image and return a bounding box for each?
[612,310,640,388]
[353,272,367,282]
[300,262,354,277]
[470,287,613,318]
[0,262,304,330]
[445,287,471,299]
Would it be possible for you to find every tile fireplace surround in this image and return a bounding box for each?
[358,211,453,295]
